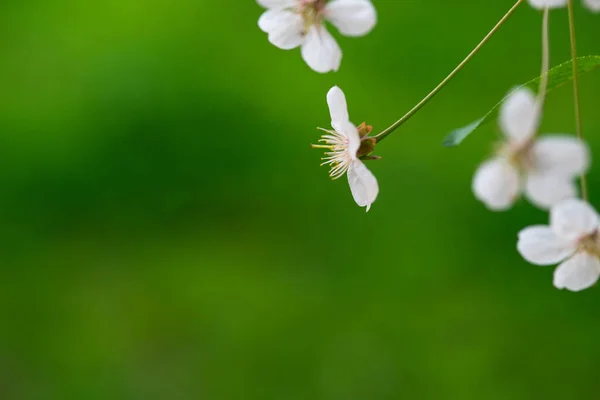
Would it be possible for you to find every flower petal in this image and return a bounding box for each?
[325,0,377,37]
[527,0,568,9]
[327,86,350,127]
[532,135,590,177]
[550,198,600,241]
[499,88,539,145]
[472,158,520,211]
[524,173,577,210]
[301,25,342,73]
[584,0,600,12]
[347,160,378,211]
[259,10,305,50]
[517,226,575,266]
[258,9,286,32]
[257,0,297,9]
[326,86,359,148]
[553,252,600,292]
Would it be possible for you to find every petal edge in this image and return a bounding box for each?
[517,225,575,266]
[347,160,378,211]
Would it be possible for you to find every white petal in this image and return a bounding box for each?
[259,10,305,50]
[347,160,378,211]
[301,25,342,73]
[517,226,575,265]
[325,0,377,37]
[524,173,577,210]
[532,135,590,177]
[550,198,600,241]
[257,0,297,9]
[527,0,568,9]
[553,252,600,292]
[499,88,539,145]
[327,86,350,128]
[326,86,359,149]
[472,158,520,211]
[258,9,286,32]
[584,0,600,12]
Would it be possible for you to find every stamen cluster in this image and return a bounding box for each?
[315,128,353,180]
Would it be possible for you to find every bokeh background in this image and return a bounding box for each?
[1,0,600,398]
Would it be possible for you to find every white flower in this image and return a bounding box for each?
[312,86,379,211]
[584,0,600,11]
[529,0,600,11]
[472,88,589,211]
[518,198,600,291]
[257,0,377,73]
[528,0,568,8]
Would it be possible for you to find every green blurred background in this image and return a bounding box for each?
[1,0,599,398]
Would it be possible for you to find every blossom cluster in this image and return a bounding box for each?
[256,0,599,291]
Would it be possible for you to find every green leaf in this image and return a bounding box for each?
[442,55,600,148]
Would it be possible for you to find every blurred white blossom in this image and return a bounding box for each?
[529,0,600,12]
[313,86,379,211]
[528,0,568,8]
[257,0,376,73]
[472,88,589,211]
[584,0,600,11]
[518,198,600,291]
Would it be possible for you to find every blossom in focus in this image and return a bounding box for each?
[472,88,589,211]
[518,199,600,291]
[257,0,377,73]
[312,86,379,211]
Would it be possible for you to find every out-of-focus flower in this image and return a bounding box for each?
[529,0,600,12]
[312,86,379,211]
[528,0,568,8]
[584,0,600,12]
[518,198,600,291]
[472,88,589,211]
[257,0,376,73]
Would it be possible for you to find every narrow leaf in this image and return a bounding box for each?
[443,55,600,147]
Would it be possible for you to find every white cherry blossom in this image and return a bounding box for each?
[584,0,600,11]
[312,86,379,211]
[257,0,377,73]
[472,88,589,211]
[518,198,600,291]
[528,0,568,8]
[529,0,600,12]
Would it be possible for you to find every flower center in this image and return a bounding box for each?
[579,231,600,258]
[311,128,353,180]
[497,139,535,171]
[298,0,326,30]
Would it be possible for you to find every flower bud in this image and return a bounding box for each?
[357,137,377,158]
[357,122,373,138]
